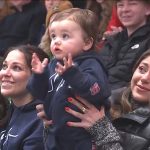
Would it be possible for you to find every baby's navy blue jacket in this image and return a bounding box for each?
[27,51,111,150]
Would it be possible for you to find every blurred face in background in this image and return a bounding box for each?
[96,0,105,3]
[45,0,61,11]
[9,0,31,11]
[117,0,150,34]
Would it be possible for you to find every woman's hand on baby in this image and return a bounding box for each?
[55,53,74,75]
[65,96,105,129]
[31,53,49,74]
[36,104,52,128]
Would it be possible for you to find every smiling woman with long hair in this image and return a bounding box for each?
[0,45,49,150]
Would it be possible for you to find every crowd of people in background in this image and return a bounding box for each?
[0,0,45,57]
[0,0,150,150]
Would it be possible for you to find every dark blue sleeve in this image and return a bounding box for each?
[27,67,49,100]
[62,59,111,106]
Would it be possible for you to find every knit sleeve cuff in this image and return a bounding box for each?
[87,116,123,149]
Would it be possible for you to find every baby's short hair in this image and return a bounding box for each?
[49,8,99,49]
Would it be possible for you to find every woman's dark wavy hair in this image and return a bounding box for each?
[111,49,150,119]
[2,45,50,70]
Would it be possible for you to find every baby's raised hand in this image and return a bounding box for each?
[31,53,48,74]
[55,53,74,75]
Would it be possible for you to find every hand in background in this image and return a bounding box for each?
[103,26,123,39]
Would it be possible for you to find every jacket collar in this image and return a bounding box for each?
[120,106,150,124]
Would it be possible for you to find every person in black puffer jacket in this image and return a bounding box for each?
[98,0,150,90]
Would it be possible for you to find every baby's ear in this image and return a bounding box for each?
[83,37,93,51]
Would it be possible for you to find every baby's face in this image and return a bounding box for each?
[9,0,31,10]
[49,19,90,60]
